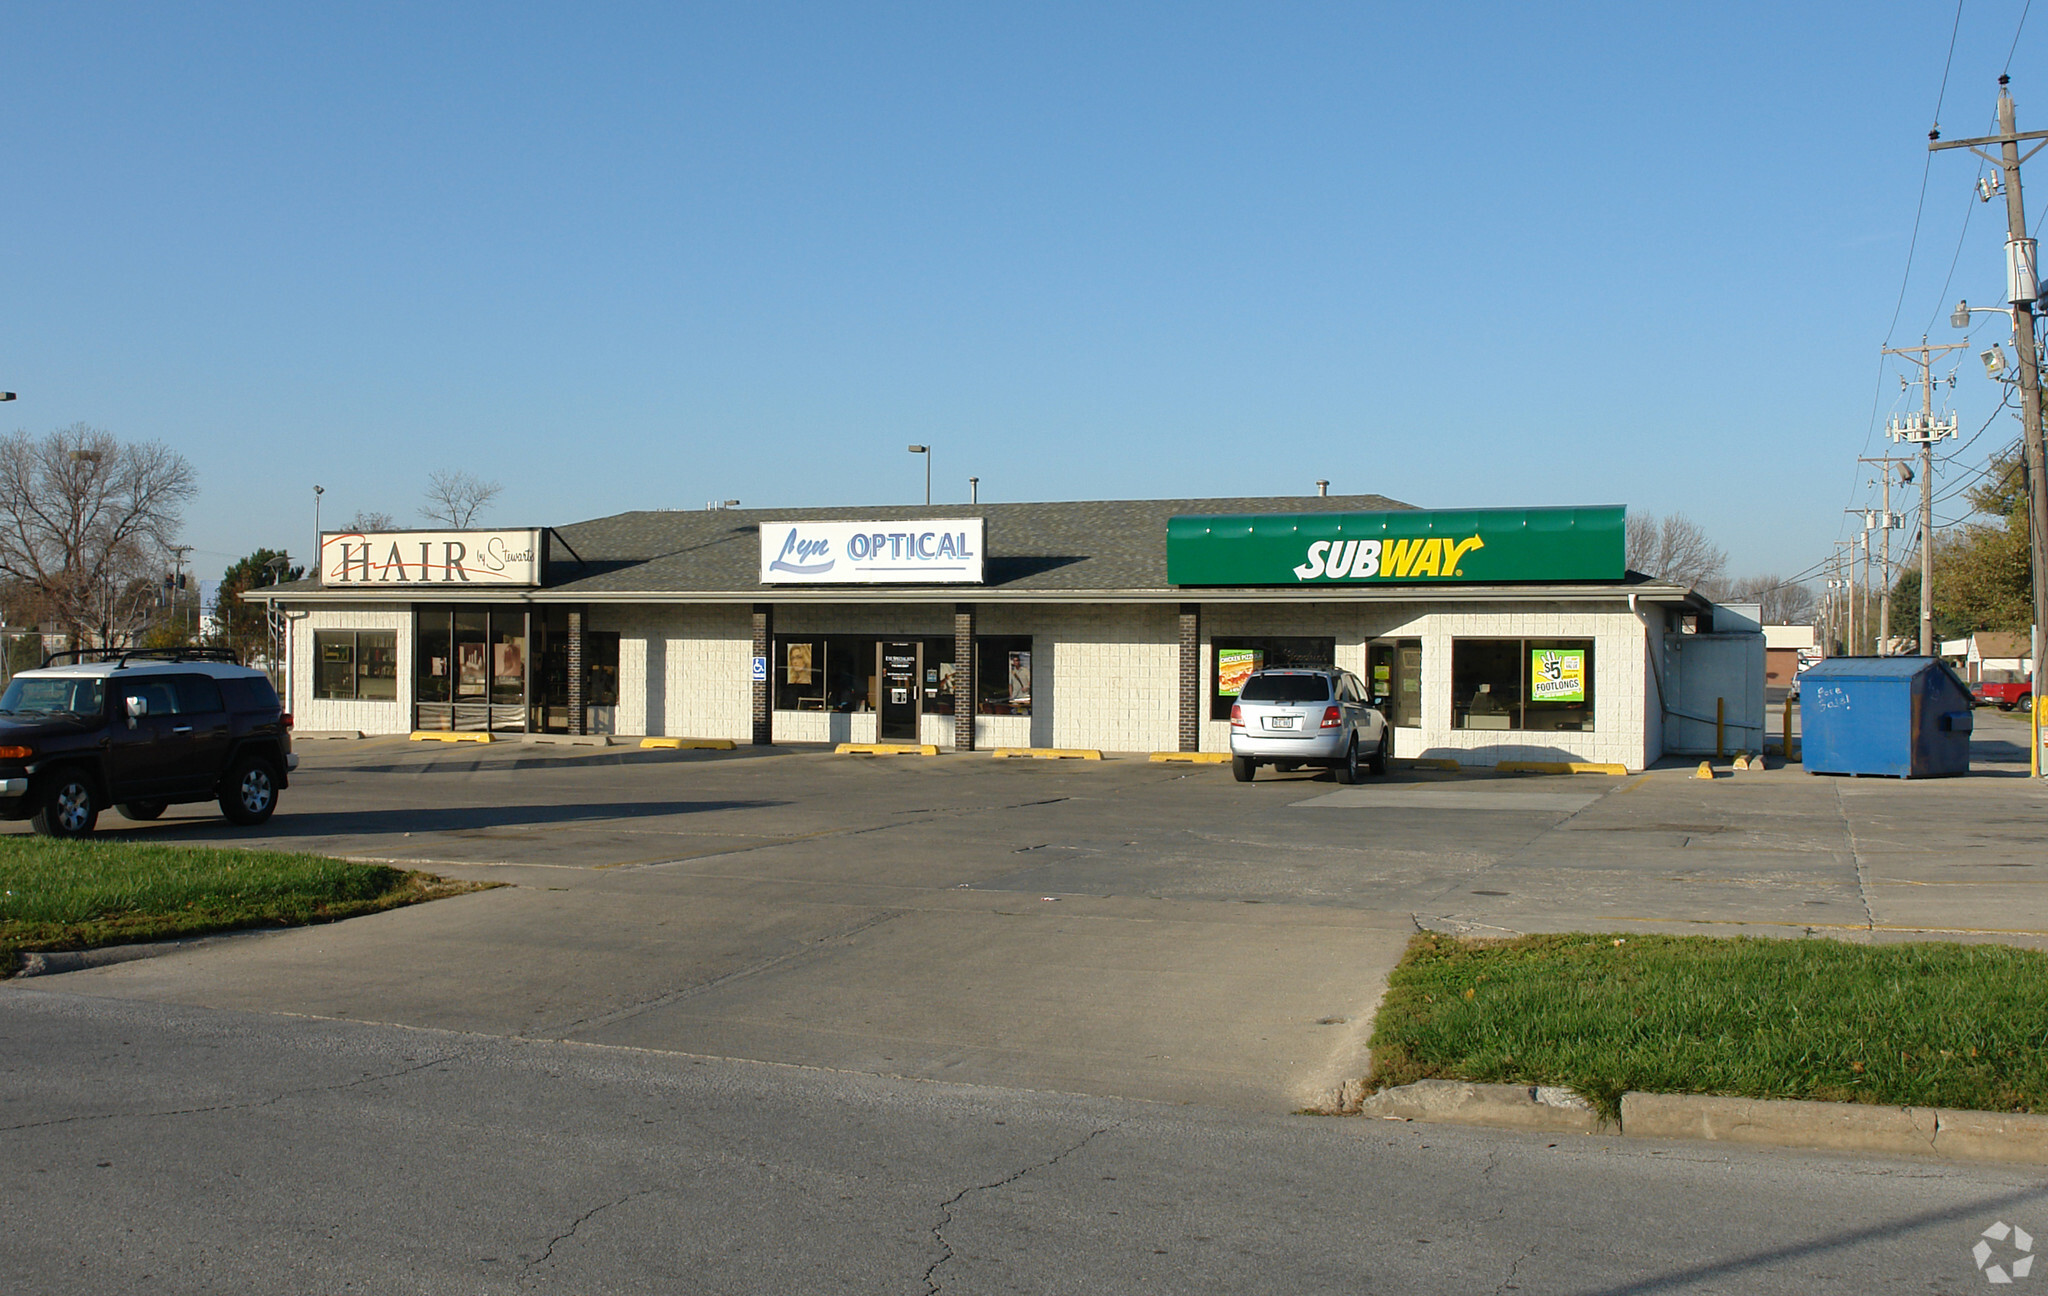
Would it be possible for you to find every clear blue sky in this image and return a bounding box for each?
[0,2,2036,589]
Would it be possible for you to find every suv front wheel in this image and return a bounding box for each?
[31,770,99,838]
[220,755,279,826]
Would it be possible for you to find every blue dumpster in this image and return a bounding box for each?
[1799,656,1974,778]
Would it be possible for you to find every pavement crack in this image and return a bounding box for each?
[1496,1242,1536,1295]
[924,1123,1120,1293]
[0,1052,462,1133]
[1833,783,1877,931]
[533,909,911,1040]
[526,1190,653,1268]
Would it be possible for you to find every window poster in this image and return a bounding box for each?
[787,642,814,684]
[1216,648,1264,697]
[1531,648,1586,702]
[1007,651,1031,704]
[457,643,487,686]
[493,642,524,682]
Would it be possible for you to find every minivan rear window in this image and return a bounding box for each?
[1239,674,1331,703]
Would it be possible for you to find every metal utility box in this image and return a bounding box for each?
[1800,656,1974,778]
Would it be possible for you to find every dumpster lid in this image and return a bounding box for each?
[1801,655,1964,685]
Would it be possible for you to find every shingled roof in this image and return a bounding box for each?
[540,494,1413,595]
[254,493,1701,605]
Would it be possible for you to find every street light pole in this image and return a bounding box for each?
[313,485,324,582]
[907,445,931,505]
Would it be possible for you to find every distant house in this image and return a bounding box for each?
[1964,630,2035,681]
[1763,624,1816,688]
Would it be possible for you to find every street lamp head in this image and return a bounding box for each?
[0,393,15,402]
[314,484,324,495]
[1952,299,1972,329]
[1982,344,2009,378]
[906,444,928,454]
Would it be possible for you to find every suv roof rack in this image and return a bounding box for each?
[39,646,243,670]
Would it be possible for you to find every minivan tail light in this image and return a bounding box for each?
[1320,705,1343,729]
[281,713,294,729]
[0,745,30,759]
[1230,704,1243,728]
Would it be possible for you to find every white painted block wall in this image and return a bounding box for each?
[289,605,413,734]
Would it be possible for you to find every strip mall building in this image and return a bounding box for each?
[248,495,1764,769]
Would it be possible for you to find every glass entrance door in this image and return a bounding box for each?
[878,641,920,741]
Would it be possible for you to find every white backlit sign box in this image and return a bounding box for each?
[321,529,545,587]
[759,519,984,584]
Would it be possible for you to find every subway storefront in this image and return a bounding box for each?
[252,496,1753,769]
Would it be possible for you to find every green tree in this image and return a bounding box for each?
[1890,445,2034,637]
[215,549,302,663]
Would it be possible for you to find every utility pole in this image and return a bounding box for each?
[1859,458,1914,653]
[1881,340,1964,655]
[1932,75,2048,777]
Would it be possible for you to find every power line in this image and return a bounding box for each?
[2007,0,2035,76]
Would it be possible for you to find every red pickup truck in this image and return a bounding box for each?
[1971,673,2034,713]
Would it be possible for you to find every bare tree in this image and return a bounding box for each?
[421,470,501,529]
[346,509,396,532]
[1626,512,1728,595]
[1718,573,1818,626]
[0,424,196,647]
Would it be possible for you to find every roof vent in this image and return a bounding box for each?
[1315,480,1329,497]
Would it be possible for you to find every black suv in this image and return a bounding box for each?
[0,648,297,837]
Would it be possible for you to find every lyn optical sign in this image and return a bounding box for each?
[1166,506,1625,587]
[759,519,985,585]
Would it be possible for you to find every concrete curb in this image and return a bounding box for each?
[1359,1080,1613,1133]
[12,936,229,977]
[1360,1080,2048,1164]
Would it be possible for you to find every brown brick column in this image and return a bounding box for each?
[954,603,975,751]
[1178,602,1201,752]
[566,607,586,735]
[751,603,773,746]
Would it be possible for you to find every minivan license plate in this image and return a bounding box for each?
[1267,716,1297,730]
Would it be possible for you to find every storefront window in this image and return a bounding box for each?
[415,606,533,731]
[454,610,488,700]
[1452,638,1595,731]
[773,636,954,713]
[975,636,1031,715]
[314,632,354,700]
[1368,639,1422,728]
[314,630,398,701]
[586,632,620,706]
[417,615,451,704]
[1210,636,1335,720]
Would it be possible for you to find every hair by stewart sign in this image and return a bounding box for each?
[319,529,545,586]
[1165,506,1625,587]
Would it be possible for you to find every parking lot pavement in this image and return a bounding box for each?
[14,723,2047,1111]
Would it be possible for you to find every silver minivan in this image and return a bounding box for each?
[1228,667,1390,783]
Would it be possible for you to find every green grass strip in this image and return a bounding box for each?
[1369,932,2048,1121]
[0,836,488,974]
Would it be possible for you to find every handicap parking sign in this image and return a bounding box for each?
[751,655,767,682]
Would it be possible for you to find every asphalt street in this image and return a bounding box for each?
[7,990,2046,1295]
[4,717,2046,1291]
